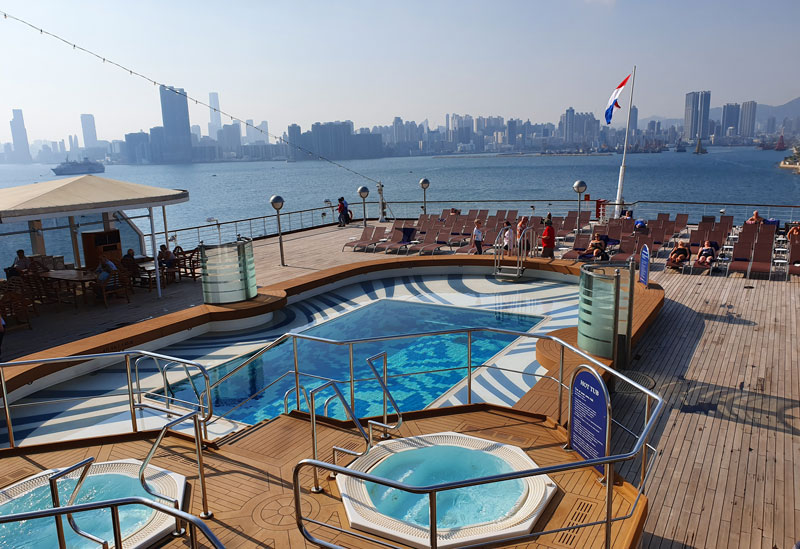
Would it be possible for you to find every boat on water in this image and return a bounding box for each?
[675,139,687,152]
[51,157,105,175]
[693,138,708,154]
[775,134,787,151]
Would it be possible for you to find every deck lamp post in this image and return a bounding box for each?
[270,195,286,266]
[573,180,587,234]
[419,178,430,215]
[357,186,369,228]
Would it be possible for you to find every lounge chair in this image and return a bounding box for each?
[406,229,439,254]
[611,236,636,263]
[379,228,417,254]
[747,239,774,279]
[561,235,591,260]
[726,242,753,277]
[342,226,376,252]
[787,241,800,279]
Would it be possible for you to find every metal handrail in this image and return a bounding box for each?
[135,404,212,521]
[282,382,312,415]
[0,350,214,448]
[0,497,224,549]
[48,457,108,548]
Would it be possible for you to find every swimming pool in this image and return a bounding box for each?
[169,299,544,423]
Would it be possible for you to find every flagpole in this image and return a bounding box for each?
[614,65,636,218]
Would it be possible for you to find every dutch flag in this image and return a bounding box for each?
[605,74,631,125]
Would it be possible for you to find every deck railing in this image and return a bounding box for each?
[0,350,213,449]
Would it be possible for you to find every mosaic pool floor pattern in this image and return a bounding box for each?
[5,274,579,444]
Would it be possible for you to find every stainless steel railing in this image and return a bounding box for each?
[0,350,213,448]
[48,457,107,548]
[292,354,663,549]
[0,497,223,549]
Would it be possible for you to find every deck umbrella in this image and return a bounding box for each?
[0,175,189,298]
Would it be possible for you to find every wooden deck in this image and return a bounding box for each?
[0,406,645,549]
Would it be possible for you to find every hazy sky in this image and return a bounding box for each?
[1,0,798,144]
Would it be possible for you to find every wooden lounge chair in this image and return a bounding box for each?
[726,242,753,277]
[342,226,376,252]
[747,240,774,279]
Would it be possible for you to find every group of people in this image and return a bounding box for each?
[470,213,558,257]
[668,240,716,267]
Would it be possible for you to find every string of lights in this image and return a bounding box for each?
[0,10,383,185]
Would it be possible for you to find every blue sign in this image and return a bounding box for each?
[569,368,610,474]
[639,244,650,287]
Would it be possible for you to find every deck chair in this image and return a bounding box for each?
[674,213,689,235]
[747,239,774,279]
[380,228,417,254]
[358,227,387,252]
[726,242,753,277]
[561,235,591,260]
[787,241,800,279]
[342,226,376,251]
[406,229,439,254]
[372,227,404,253]
[690,243,719,274]
[506,210,519,222]
[611,236,636,263]
[656,213,670,222]
[688,229,708,257]
[633,237,654,266]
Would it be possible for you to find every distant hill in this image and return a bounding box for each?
[640,96,800,128]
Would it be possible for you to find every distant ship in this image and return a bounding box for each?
[775,134,787,151]
[693,138,708,155]
[52,157,105,175]
[675,139,686,152]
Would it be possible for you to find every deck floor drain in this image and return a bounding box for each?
[617,371,656,392]
[554,499,596,547]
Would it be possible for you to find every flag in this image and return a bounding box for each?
[605,74,631,124]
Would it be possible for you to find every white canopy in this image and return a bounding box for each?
[0,175,189,223]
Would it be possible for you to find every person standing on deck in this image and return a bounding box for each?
[472,219,484,255]
[541,219,555,258]
[337,197,349,227]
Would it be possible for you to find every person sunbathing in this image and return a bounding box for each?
[588,233,607,258]
[746,210,764,225]
[669,241,689,265]
[787,222,800,240]
[696,240,716,265]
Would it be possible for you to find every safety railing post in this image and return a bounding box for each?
[612,270,621,368]
[557,345,565,425]
[429,492,438,549]
[0,367,14,448]
[293,337,300,411]
[348,343,355,412]
[193,414,212,518]
[124,354,138,433]
[605,462,614,549]
[310,391,323,494]
[467,331,473,404]
[110,506,123,548]
[382,353,389,439]
[642,395,652,488]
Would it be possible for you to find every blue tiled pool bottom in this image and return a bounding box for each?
[171,300,543,423]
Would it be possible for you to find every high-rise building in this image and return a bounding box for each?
[9,109,32,163]
[564,107,575,143]
[287,124,302,161]
[721,103,740,136]
[124,131,150,164]
[244,119,256,145]
[208,92,222,141]
[630,105,638,132]
[506,119,517,146]
[739,101,757,138]
[766,116,776,135]
[256,121,269,143]
[159,85,192,163]
[80,114,98,148]
[684,91,711,139]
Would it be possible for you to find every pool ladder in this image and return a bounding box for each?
[493,225,536,278]
[283,352,403,494]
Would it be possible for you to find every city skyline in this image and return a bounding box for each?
[1,0,798,144]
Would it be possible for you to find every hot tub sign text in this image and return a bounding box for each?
[569,369,610,474]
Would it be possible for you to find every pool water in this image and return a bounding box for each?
[0,474,157,549]
[170,299,543,423]
[366,445,525,529]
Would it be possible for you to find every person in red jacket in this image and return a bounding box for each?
[541,219,555,258]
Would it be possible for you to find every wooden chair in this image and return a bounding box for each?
[0,291,33,330]
[93,271,131,307]
[175,248,200,280]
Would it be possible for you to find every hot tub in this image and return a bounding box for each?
[337,432,557,549]
[0,459,186,549]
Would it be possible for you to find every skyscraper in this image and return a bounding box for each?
[287,124,302,161]
[564,107,575,144]
[630,105,638,132]
[256,121,269,142]
[80,114,98,148]
[721,103,740,136]
[245,119,256,145]
[684,91,711,139]
[208,92,222,143]
[159,85,193,163]
[9,109,32,163]
[739,101,757,138]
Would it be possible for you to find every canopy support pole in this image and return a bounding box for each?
[68,216,81,268]
[162,206,170,248]
[28,220,46,256]
[149,207,162,298]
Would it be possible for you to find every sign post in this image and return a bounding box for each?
[567,366,612,475]
[638,244,650,287]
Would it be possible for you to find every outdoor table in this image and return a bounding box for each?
[40,269,97,305]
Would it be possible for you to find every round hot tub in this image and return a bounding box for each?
[337,432,557,549]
